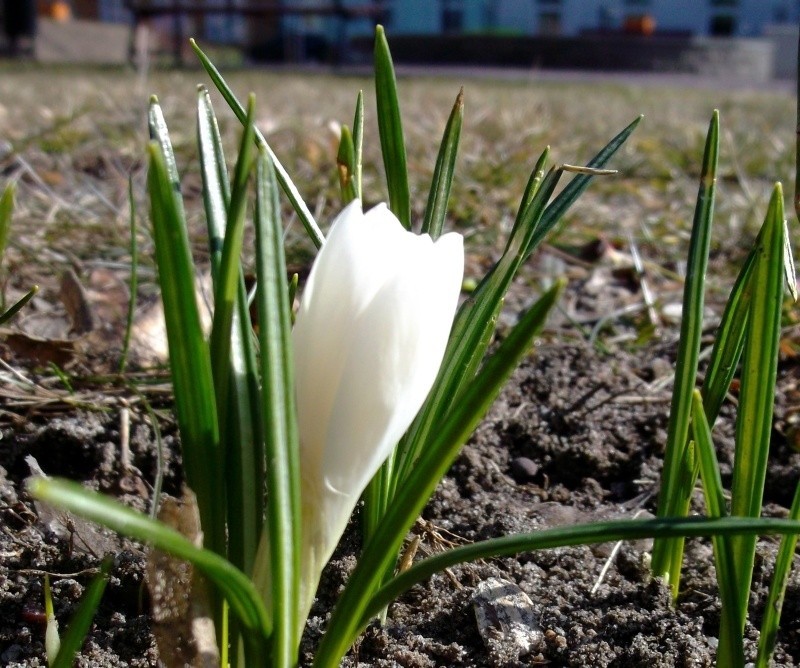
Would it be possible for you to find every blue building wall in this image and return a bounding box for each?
[98,0,800,50]
[368,0,800,38]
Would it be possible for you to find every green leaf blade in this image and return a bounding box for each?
[314,279,565,666]
[421,88,464,239]
[362,515,800,634]
[651,110,719,595]
[336,125,357,205]
[147,141,224,557]
[209,94,257,410]
[691,391,744,668]
[253,151,301,663]
[190,39,325,248]
[196,85,231,279]
[51,559,111,668]
[27,478,271,642]
[729,182,786,622]
[374,25,411,229]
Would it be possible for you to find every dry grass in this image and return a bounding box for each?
[0,64,795,347]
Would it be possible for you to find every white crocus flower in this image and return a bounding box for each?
[293,199,464,618]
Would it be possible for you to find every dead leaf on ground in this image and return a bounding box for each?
[147,488,219,668]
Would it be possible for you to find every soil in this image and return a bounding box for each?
[2,336,800,667]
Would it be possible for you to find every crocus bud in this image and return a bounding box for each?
[293,199,464,616]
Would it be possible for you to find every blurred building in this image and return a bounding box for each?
[376,0,800,38]
[4,0,797,72]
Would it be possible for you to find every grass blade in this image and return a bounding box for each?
[700,246,755,424]
[27,477,271,644]
[44,574,59,664]
[51,559,111,668]
[0,285,38,325]
[197,85,231,278]
[0,182,13,277]
[314,280,564,666]
[197,88,264,580]
[148,98,185,220]
[421,88,464,239]
[336,125,357,204]
[147,141,224,557]
[757,478,800,667]
[118,178,138,374]
[252,151,301,663]
[374,25,411,229]
[528,115,642,256]
[209,94,256,411]
[729,182,786,625]
[651,110,719,595]
[397,116,640,481]
[360,515,800,633]
[190,39,324,248]
[691,391,744,668]
[226,282,264,578]
[395,159,558,485]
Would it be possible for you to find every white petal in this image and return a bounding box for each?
[292,200,464,617]
[293,200,409,480]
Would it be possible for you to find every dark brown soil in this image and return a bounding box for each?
[2,339,800,666]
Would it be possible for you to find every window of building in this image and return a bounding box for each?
[773,5,790,22]
[539,11,561,35]
[709,14,737,35]
[710,0,739,6]
[441,0,463,33]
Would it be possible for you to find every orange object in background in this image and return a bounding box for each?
[623,14,656,36]
[38,0,72,21]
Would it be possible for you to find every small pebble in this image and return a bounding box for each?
[510,457,538,482]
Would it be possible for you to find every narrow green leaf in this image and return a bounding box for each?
[196,84,231,280]
[44,574,59,665]
[288,273,299,323]
[374,25,411,229]
[147,142,224,557]
[651,110,719,595]
[358,515,800,635]
[336,125,357,205]
[51,559,111,668]
[672,440,699,516]
[209,94,256,413]
[352,91,364,200]
[0,182,14,274]
[528,115,642,257]
[395,161,559,485]
[118,178,138,374]
[421,88,464,239]
[27,478,271,643]
[147,97,185,220]
[700,245,756,425]
[691,393,728,520]
[190,39,324,248]
[315,280,564,666]
[729,182,786,625]
[0,285,38,325]
[401,115,639,483]
[691,391,744,668]
[225,282,264,578]
[757,477,800,667]
[196,85,263,579]
[252,152,301,664]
